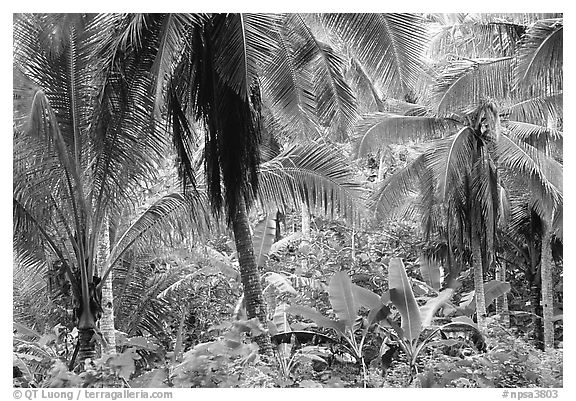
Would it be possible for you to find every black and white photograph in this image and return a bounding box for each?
[11,8,565,394]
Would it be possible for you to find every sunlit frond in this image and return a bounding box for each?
[504,120,562,151]
[505,92,562,125]
[514,18,563,96]
[258,143,366,220]
[354,113,457,157]
[321,13,428,98]
[496,134,562,219]
[434,57,513,115]
[368,153,430,220]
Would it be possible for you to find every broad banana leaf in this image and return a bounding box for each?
[253,214,277,268]
[458,280,511,316]
[272,303,291,333]
[329,271,358,328]
[388,258,422,343]
[351,282,382,310]
[287,304,346,334]
[418,255,443,291]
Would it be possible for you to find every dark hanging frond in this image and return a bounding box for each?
[167,88,197,192]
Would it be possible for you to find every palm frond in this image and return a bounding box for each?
[289,15,357,139]
[321,13,428,98]
[149,14,205,115]
[427,128,477,202]
[347,58,384,113]
[257,143,366,220]
[368,153,429,220]
[429,18,524,59]
[212,13,281,98]
[260,15,319,138]
[514,18,562,96]
[496,134,562,219]
[102,192,211,284]
[504,120,562,151]
[354,113,457,157]
[434,57,514,115]
[504,92,562,125]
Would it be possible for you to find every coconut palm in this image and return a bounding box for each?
[362,14,562,334]
[12,13,211,364]
[96,12,427,353]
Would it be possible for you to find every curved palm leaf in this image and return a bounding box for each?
[505,92,562,126]
[496,134,562,219]
[212,13,281,98]
[102,192,211,284]
[368,153,429,220]
[354,113,457,157]
[257,143,366,220]
[321,13,428,98]
[288,14,357,139]
[514,18,562,96]
[504,121,562,151]
[434,57,513,115]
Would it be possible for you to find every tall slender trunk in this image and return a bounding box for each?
[495,261,509,328]
[527,240,543,348]
[541,219,555,350]
[99,214,116,355]
[232,196,272,355]
[298,202,311,274]
[472,234,487,333]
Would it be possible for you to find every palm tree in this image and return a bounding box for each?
[362,14,562,334]
[99,12,427,353]
[12,13,210,365]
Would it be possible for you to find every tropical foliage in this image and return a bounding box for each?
[14,12,562,388]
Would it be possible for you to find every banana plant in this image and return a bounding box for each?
[381,258,485,379]
[287,271,387,386]
[268,303,332,382]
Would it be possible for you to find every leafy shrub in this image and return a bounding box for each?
[417,319,563,388]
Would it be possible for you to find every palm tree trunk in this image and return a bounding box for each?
[541,219,555,350]
[299,202,311,274]
[472,234,487,333]
[98,215,116,355]
[232,196,272,355]
[495,261,510,328]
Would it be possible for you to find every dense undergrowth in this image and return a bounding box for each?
[13,211,563,388]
